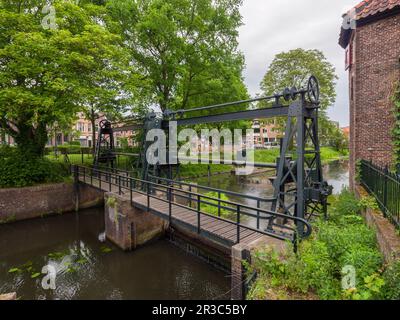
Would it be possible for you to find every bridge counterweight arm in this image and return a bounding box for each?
[162,106,289,128]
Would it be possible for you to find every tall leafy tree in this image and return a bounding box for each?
[261,49,337,112]
[259,48,338,138]
[106,0,248,119]
[0,1,131,157]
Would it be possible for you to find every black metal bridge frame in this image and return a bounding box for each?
[157,97,328,237]
[93,76,331,239]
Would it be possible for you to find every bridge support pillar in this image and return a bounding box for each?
[231,237,287,300]
[231,243,250,301]
[104,193,168,251]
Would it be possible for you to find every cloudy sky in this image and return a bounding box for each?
[238,0,360,127]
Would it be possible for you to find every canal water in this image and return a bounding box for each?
[0,160,348,300]
[196,160,349,198]
[0,209,231,300]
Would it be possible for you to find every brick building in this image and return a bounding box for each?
[252,120,280,148]
[0,113,134,148]
[339,0,400,187]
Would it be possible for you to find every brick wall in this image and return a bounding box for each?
[0,183,103,223]
[349,13,400,188]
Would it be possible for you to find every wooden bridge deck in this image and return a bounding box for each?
[78,174,265,247]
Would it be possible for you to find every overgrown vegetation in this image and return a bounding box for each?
[392,81,400,170]
[247,189,400,300]
[180,147,348,179]
[200,192,232,218]
[0,146,69,188]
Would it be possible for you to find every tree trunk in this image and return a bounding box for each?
[0,129,5,145]
[14,122,48,159]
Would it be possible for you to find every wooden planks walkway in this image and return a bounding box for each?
[77,173,264,247]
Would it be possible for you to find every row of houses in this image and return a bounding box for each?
[0,113,133,148]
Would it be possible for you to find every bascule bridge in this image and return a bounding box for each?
[73,76,333,299]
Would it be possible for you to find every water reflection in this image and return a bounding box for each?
[0,209,230,300]
[193,160,350,228]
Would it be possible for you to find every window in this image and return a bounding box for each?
[77,122,85,132]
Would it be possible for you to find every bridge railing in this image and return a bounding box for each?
[148,175,276,230]
[359,160,400,229]
[73,165,312,244]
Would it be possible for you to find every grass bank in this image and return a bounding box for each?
[180,147,348,179]
[246,189,400,300]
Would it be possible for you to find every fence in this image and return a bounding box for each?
[359,160,400,229]
[73,165,312,244]
[44,147,137,171]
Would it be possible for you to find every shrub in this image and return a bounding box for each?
[339,245,383,284]
[247,189,386,300]
[0,151,70,188]
[382,260,400,300]
[329,187,360,219]
[57,143,81,154]
[200,192,232,218]
[0,145,15,159]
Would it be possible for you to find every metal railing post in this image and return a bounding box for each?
[109,172,112,192]
[237,205,241,244]
[147,182,150,211]
[257,200,260,229]
[197,194,201,234]
[189,186,192,208]
[383,166,388,218]
[83,166,86,184]
[130,178,133,205]
[218,191,221,217]
[169,186,172,224]
[118,175,121,195]
[73,165,78,184]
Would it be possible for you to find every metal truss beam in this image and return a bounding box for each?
[162,106,289,128]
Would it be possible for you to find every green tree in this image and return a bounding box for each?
[0,1,130,158]
[261,49,337,111]
[106,0,249,119]
[319,118,348,152]
[259,49,339,138]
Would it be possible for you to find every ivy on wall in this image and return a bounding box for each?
[393,82,400,170]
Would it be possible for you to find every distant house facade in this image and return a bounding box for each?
[341,126,350,140]
[1,113,134,149]
[252,120,280,148]
[339,0,400,187]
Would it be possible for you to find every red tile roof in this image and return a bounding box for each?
[339,0,400,48]
[354,0,400,20]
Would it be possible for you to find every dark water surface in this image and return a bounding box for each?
[194,160,350,229]
[196,160,349,197]
[0,208,230,300]
[0,160,348,300]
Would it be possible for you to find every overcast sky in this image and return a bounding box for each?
[238,0,360,127]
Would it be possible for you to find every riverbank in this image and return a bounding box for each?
[246,189,400,300]
[180,147,349,179]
